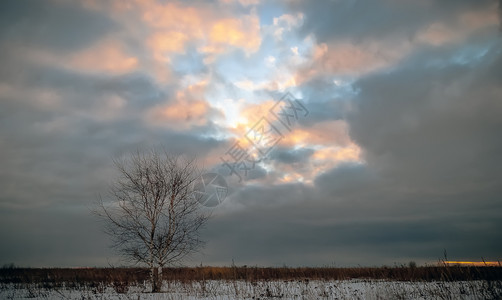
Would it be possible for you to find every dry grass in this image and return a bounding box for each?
[1,265,501,285]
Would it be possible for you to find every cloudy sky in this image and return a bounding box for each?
[1,0,501,267]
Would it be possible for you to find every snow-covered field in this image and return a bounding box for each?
[1,279,501,299]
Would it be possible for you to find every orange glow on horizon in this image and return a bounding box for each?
[443,261,500,267]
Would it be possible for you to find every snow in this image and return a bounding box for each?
[1,279,500,299]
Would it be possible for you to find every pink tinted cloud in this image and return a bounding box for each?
[295,40,406,85]
[67,39,138,74]
[84,0,262,67]
[145,79,222,130]
[416,7,499,46]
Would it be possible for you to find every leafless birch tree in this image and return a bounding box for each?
[96,149,210,292]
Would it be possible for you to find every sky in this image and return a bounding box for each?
[0,0,501,268]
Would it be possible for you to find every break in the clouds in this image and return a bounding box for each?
[0,0,501,267]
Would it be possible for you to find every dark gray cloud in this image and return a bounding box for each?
[291,0,497,43]
[0,0,115,53]
[268,147,314,164]
[499,0,502,31]
[198,166,502,266]
[296,78,351,126]
[348,41,502,191]
[0,206,116,267]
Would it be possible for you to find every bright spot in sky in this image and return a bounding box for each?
[212,98,248,129]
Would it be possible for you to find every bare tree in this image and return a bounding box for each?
[96,149,210,292]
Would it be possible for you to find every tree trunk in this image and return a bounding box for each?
[151,266,163,292]
[157,266,163,290]
[151,266,159,292]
